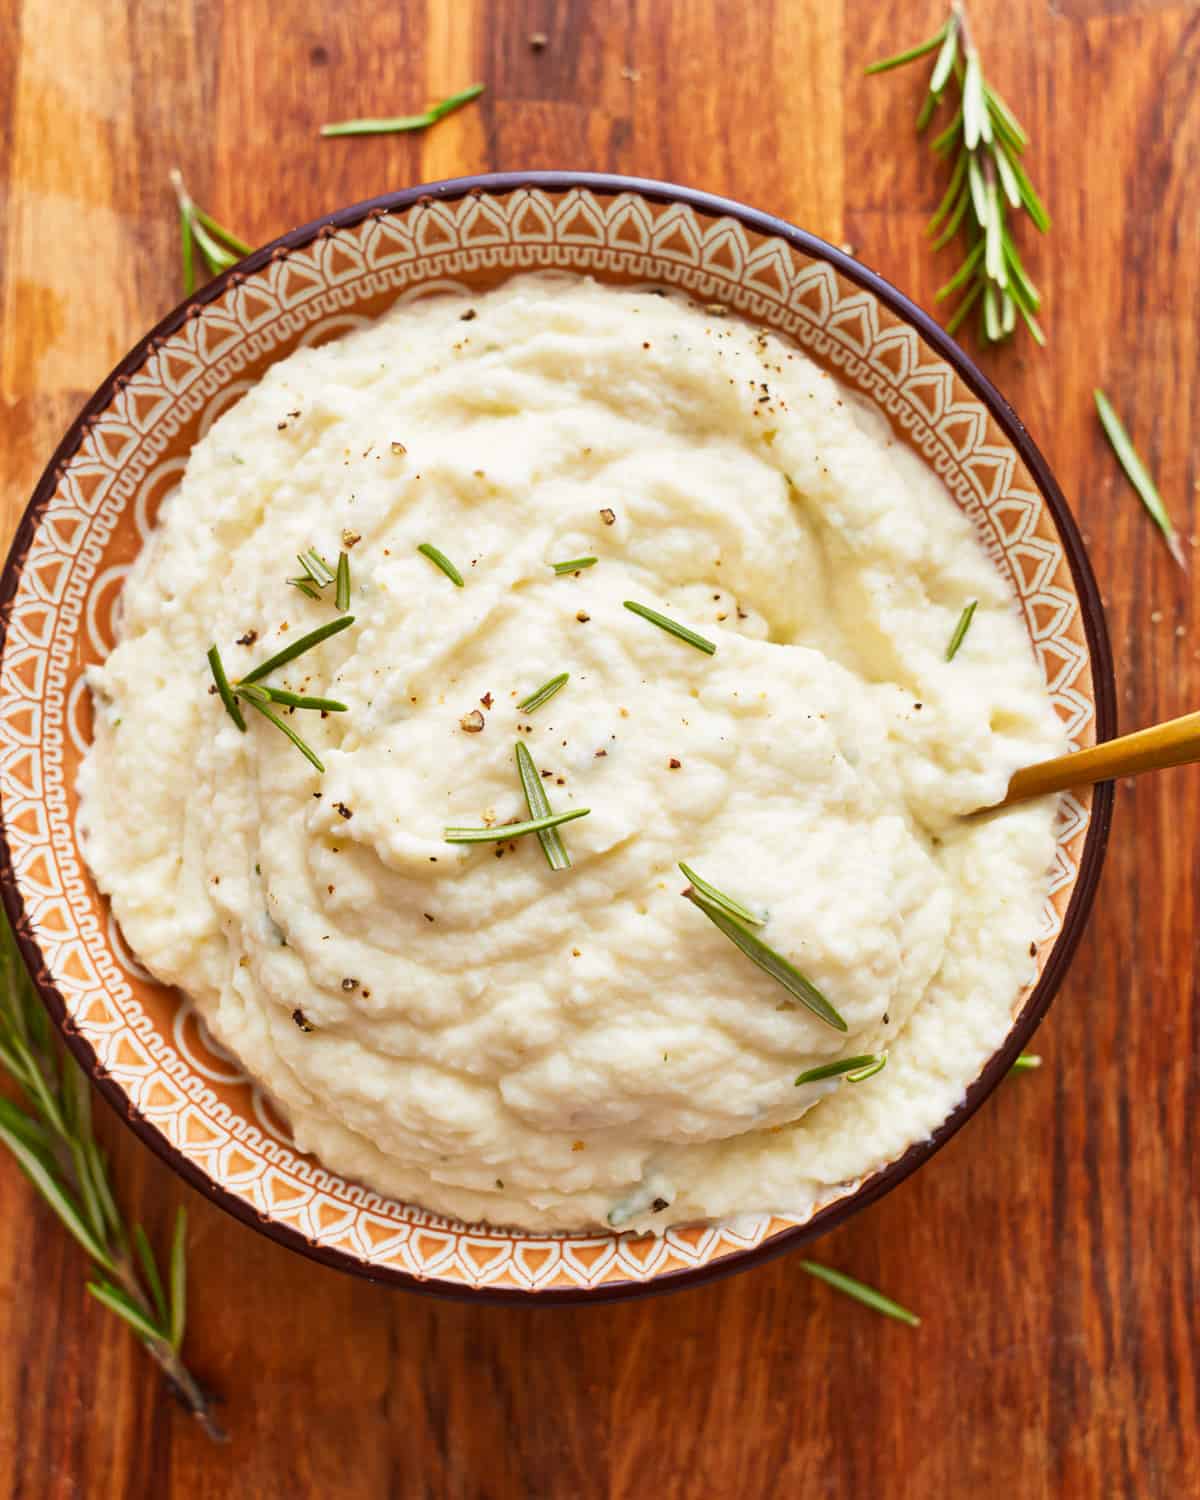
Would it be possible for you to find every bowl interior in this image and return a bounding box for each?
[0,176,1109,1298]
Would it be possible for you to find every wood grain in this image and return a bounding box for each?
[0,1,1197,1495]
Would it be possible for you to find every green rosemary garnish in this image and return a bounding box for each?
[681,887,847,1031]
[239,614,354,684]
[298,549,334,588]
[677,863,764,926]
[444,808,590,844]
[623,601,716,656]
[801,1261,921,1327]
[418,543,465,587]
[0,918,225,1438]
[1010,1052,1042,1072]
[169,168,251,298]
[514,742,571,870]
[239,691,326,773]
[321,83,485,137]
[517,672,569,713]
[945,599,978,661]
[287,577,322,601]
[795,1053,887,1086]
[1094,390,1186,568]
[206,645,246,732]
[551,557,598,575]
[335,550,351,612]
[245,686,347,712]
[867,3,1048,347]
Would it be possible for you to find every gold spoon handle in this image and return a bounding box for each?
[993,709,1200,810]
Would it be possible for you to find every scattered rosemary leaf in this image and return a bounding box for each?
[444,808,590,844]
[239,614,354,685]
[623,600,716,656]
[551,557,598,575]
[945,599,978,661]
[169,168,251,296]
[320,82,485,137]
[517,672,569,713]
[206,645,246,732]
[682,888,846,1032]
[1094,390,1186,568]
[287,576,322,600]
[795,1053,887,1086]
[800,1261,921,1326]
[678,862,764,926]
[1010,1052,1042,1072]
[241,694,326,773]
[251,686,347,712]
[335,550,351,612]
[418,543,465,587]
[514,742,571,870]
[298,549,335,588]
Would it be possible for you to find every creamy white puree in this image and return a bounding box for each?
[79,275,1064,1233]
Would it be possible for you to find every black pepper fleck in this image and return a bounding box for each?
[236,630,258,647]
[292,1009,314,1032]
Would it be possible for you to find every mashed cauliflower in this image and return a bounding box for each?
[78,275,1063,1233]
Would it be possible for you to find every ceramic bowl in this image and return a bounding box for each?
[0,173,1114,1301]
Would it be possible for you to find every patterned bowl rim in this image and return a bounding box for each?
[0,171,1116,1303]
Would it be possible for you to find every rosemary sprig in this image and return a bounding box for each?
[795,1053,887,1086]
[801,1261,921,1327]
[444,808,590,844]
[168,168,251,298]
[681,887,847,1032]
[321,83,485,138]
[514,742,571,870]
[623,601,717,656]
[239,615,354,685]
[551,557,598,575]
[677,863,764,926]
[1094,390,1186,568]
[945,599,978,660]
[867,3,1048,347]
[1011,1052,1042,1072]
[418,543,465,587]
[206,645,246,732]
[517,672,569,713]
[0,918,225,1438]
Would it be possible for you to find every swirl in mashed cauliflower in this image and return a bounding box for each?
[79,275,1064,1234]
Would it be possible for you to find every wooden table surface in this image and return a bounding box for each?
[1,1,1198,1495]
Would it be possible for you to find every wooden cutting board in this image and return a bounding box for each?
[0,1,1196,1494]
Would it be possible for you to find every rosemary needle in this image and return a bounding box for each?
[682,887,846,1032]
[239,614,354,685]
[241,693,326,773]
[1010,1053,1042,1072]
[287,577,322,601]
[514,742,571,870]
[321,83,485,137]
[551,557,598,575]
[517,672,569,713]
[945,599,978,661]
[801,1262,921,1327]
[445,808,590,844]
[335,550,351,612]
[418,543,465,587]
[206,645,246,732]
[795,1054,887,1086]
[623,601,716,656]
[248,686,348,712]
[1094,390,1186,569]
[298,549,334,588]
[678,863,764,926]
